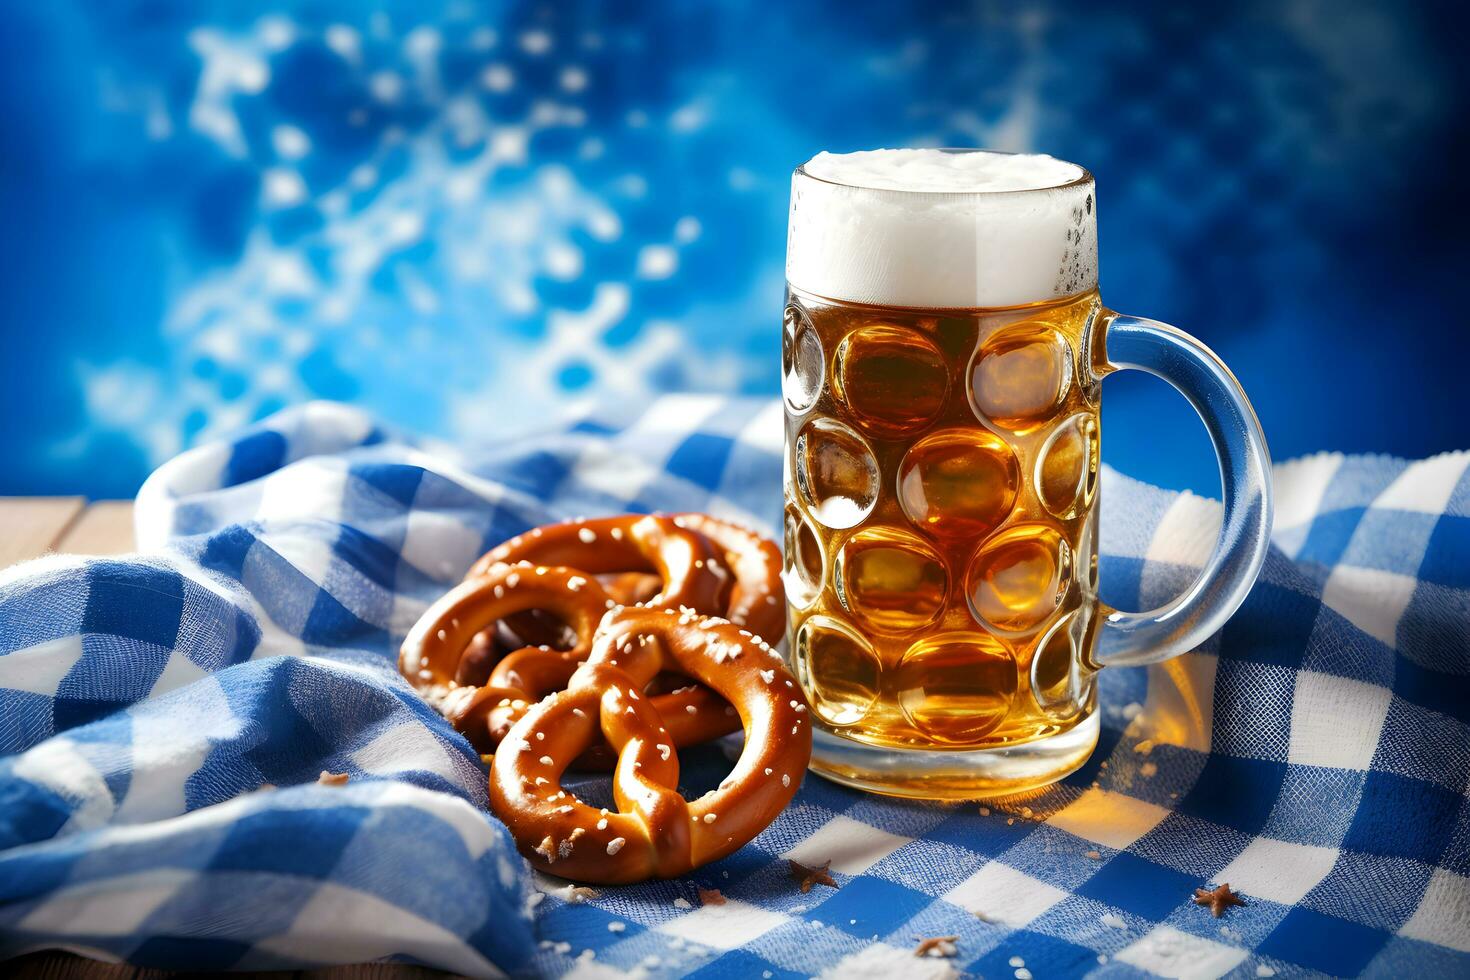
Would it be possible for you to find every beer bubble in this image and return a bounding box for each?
[1031,612,1079,715]
[782,506,825,608]
[794,417,880,529]
[966,524,1072,634]
[834,527,947,633]
[969,323,1073,432]
[794,615,882,727]
[897,429,1018,538]
[1077,510,1100,594]
[1036,413,1099,519]
[833,324,948,436]
[895,632,1016,743]
[782,304,824,414]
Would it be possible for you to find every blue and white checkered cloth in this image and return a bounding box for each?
[2,398,1468,977]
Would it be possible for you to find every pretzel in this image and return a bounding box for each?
[467,513,770,748]
[489,606,811,883]
[400,563,732,758]
[470,515,728,613]
[671,513,785,644]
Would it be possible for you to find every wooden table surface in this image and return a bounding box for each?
[1,498,456,980]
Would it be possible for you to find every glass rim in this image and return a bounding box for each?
[793,147,1095,198]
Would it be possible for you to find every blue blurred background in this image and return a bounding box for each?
[2,1,1464,499]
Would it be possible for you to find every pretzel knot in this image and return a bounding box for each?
[489,606,812,883]
[400,563,731,756]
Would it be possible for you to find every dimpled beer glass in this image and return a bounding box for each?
[782,149,1272,799]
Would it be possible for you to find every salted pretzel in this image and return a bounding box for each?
[467,513,780,740]
[400,563,733,757]
[489,606,811,883]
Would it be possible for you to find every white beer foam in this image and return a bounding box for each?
[787,149,1097,309]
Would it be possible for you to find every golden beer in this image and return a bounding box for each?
[783,288,1101,765]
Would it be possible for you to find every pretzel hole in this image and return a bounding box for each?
[455,630,500,686]
[676,739,742,804]
[497,609,579,653]
[597,572,663,606]
[560,770,618,811]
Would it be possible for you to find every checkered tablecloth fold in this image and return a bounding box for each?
[2,398,1467,978]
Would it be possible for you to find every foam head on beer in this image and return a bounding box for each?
[787,148,1097,310]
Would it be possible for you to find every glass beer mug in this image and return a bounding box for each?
[781,149,1272,799]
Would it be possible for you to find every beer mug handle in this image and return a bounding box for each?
[1092,312,1274,667]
